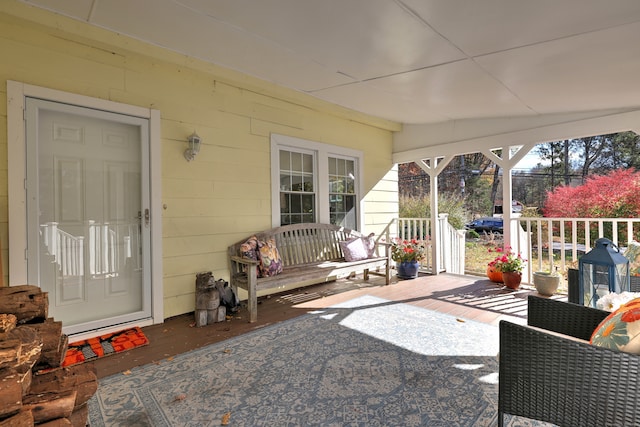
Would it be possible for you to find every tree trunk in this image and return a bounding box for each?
[490,164,500,215]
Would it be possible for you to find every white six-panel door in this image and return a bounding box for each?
[25,98,152,336]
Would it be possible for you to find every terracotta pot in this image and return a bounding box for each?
[502,271,522,290]
[486,266,503,283]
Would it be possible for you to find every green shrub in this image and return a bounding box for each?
[399,194,469,230]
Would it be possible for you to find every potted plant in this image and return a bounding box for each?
[532,270,561,296]
[488,246,527,289]
[391,237,429,279]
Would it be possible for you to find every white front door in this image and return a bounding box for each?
[25,98,152,336]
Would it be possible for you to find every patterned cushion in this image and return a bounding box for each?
[591,298,640,353]
[257,239,283,277]
[239,236,259,261]
[363,233,376,258]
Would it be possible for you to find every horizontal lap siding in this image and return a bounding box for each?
[0,3,398,317]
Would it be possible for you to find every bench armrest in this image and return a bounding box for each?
[230,255,259,266]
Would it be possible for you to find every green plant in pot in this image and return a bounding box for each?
[532,270,561,296]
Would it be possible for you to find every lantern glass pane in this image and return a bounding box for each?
[615,263,630,293]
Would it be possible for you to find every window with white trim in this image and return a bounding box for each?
[279,149,316,224]
[328,156,356,227]
[271,134,362,230]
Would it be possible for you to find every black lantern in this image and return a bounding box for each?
[578,238,630,307]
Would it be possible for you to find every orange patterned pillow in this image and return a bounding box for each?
[591,298,640,353]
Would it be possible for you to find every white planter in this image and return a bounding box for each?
[533,271,560,296]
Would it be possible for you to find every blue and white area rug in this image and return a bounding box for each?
[88,295,554,426]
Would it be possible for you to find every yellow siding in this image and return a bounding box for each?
[0,1,400,318]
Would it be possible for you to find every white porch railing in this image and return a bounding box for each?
[381,215,466,275]
[510,217,640,284]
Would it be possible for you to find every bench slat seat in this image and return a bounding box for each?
[228,223,391,322]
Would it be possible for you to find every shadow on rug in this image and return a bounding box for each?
[89,295,555,426]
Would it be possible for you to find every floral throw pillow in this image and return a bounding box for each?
[591,298,640,353]
[239,236,259,262]
[257,239,283,277]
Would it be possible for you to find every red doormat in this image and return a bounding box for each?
[62,326,149,367]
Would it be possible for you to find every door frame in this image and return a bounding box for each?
[7,81,163,336]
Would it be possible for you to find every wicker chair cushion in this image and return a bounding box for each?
[591,298,640,353]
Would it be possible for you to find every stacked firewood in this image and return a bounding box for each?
[0,285,98,426]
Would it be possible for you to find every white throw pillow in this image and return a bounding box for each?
[340,237,369,261]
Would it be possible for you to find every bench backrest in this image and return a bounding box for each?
[228,223,366,267]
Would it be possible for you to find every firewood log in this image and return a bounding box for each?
[0,409,33,426]
[0,338,21,370]
[0,314,17,334]
[24,319,67,369]
[0,368,23,419]
[38,417,73,426]
[0,285,48,323]
[9,326,42,372]
[30,364,97,409]
[23,389,76,423]
[68,404,88,427]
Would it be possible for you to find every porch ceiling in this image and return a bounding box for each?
[18,0,640,153]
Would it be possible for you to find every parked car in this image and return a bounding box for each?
[466,217,503,234]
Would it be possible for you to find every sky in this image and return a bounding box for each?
[514,150,551,171]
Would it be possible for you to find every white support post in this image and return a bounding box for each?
[415,156,454,275]
[430,174,439,273]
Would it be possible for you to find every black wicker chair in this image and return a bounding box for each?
[498,296,640,427]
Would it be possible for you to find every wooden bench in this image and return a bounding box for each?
[228,223,391,322]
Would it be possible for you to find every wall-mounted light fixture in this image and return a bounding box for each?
[184,132,202,162]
